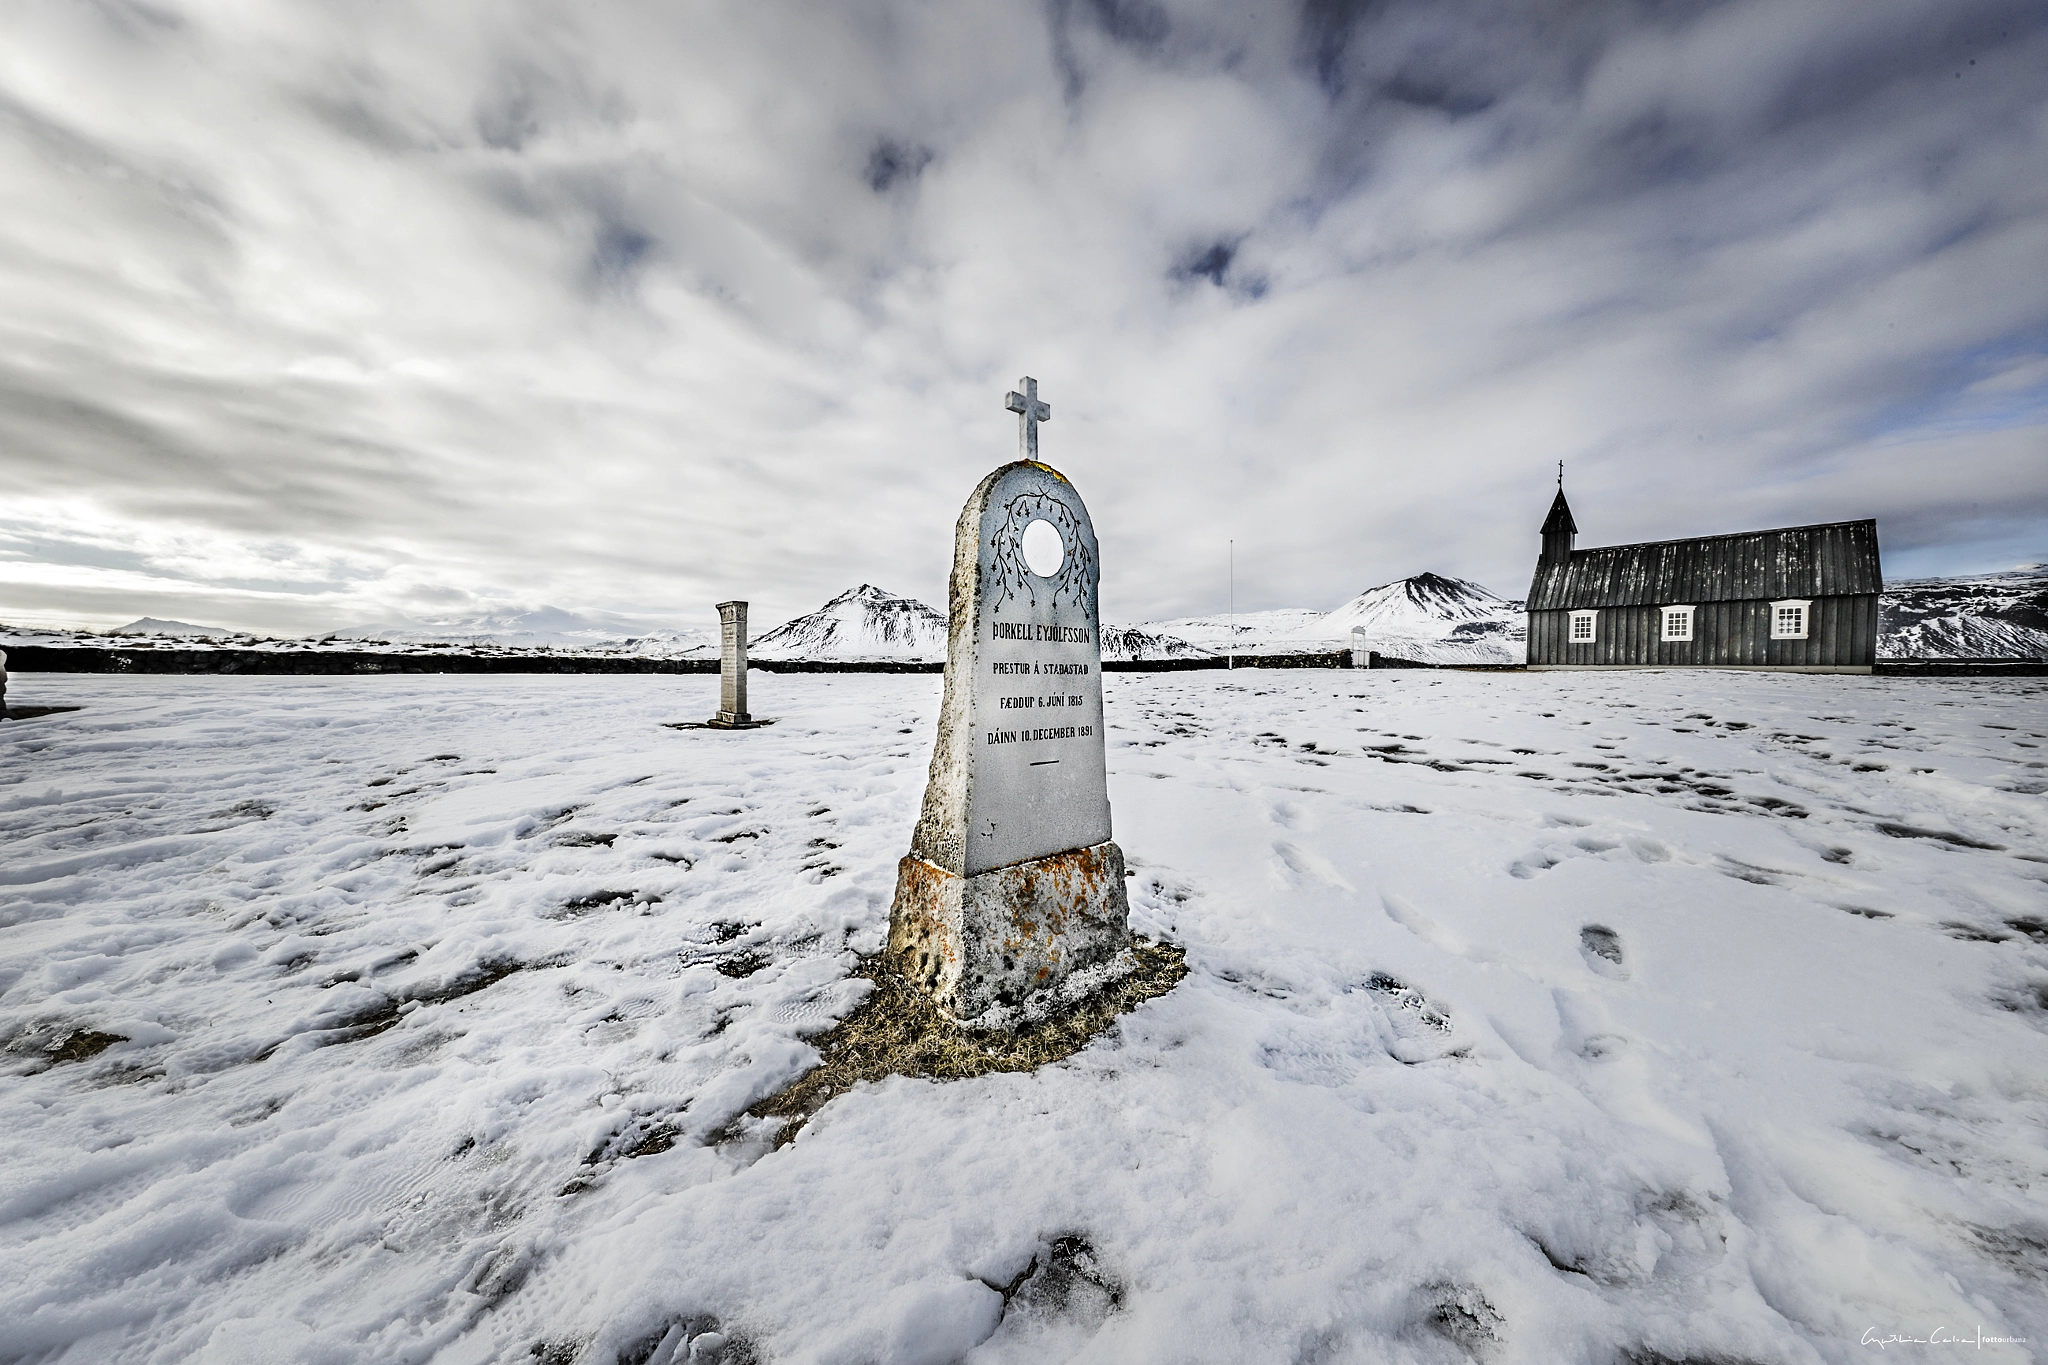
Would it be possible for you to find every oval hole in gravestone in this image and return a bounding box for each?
[1021,518,1065,577]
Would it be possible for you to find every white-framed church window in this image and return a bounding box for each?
[1662,605,1695,641]
[1770,599,1810,640]
[1569,610,1597,643]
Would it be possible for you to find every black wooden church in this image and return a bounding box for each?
[1526,490,1882,672]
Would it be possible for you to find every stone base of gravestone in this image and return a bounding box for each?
[889,840,1130,1022]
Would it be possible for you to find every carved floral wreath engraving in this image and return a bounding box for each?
[986,484,1097,613]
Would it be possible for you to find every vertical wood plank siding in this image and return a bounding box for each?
[1526,518,1880,669]
[1530,596,1879,666]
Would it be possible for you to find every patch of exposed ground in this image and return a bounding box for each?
[27,1028,128,1067]
[740,937,1187,1147]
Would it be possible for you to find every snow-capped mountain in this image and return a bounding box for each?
[1312,573,1525,664]
[1138,609,1330,655]
[325,606,712,654]
[748,585,949,661]
[1099,625,1214,662]
[1139,575,1525,664]
[1879,567,2048,659]
[116,618,231,637]
[747,586,1213,663]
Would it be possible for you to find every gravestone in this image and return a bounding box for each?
[889,378,1129,1021]
[1351,626,1370,669]
[707,601,754,728]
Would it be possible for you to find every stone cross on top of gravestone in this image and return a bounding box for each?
[888,380,1130,1022]
[1005,376,1051,463]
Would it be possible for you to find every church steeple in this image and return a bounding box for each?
[1540,487,1577,565]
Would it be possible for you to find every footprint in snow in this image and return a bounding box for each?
[1580,925,1627,979]
[1553,987,1629,1062]
[1416,1282,1504,1358]
[995,1234,1122,1330]
[1358,973,1458,1066]
[1514,837,1671,881]
[606,1312,755,1365]
[1272,840,1353,892]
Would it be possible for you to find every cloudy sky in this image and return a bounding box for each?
[2,0,2044,636]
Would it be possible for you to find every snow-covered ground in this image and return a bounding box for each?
[4,671,2047,1364]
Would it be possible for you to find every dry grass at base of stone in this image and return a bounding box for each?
[48,1028,125,1063]
[2,1026,128,1075]
[739,936,1187,1148]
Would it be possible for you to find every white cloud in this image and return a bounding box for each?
[0,0,2043,634]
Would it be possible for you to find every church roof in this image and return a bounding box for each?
[1529,519,1882,611]
[1540,490,1576,536]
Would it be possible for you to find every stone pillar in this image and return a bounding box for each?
[889,460,1129,1022]
[1351,627,1369,669]
[709,601,751,728]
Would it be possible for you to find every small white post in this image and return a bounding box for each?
[1351,626,1369,669]
[1228,539,1234,671]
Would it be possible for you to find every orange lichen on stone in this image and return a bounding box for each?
[887,841,1129,1021]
